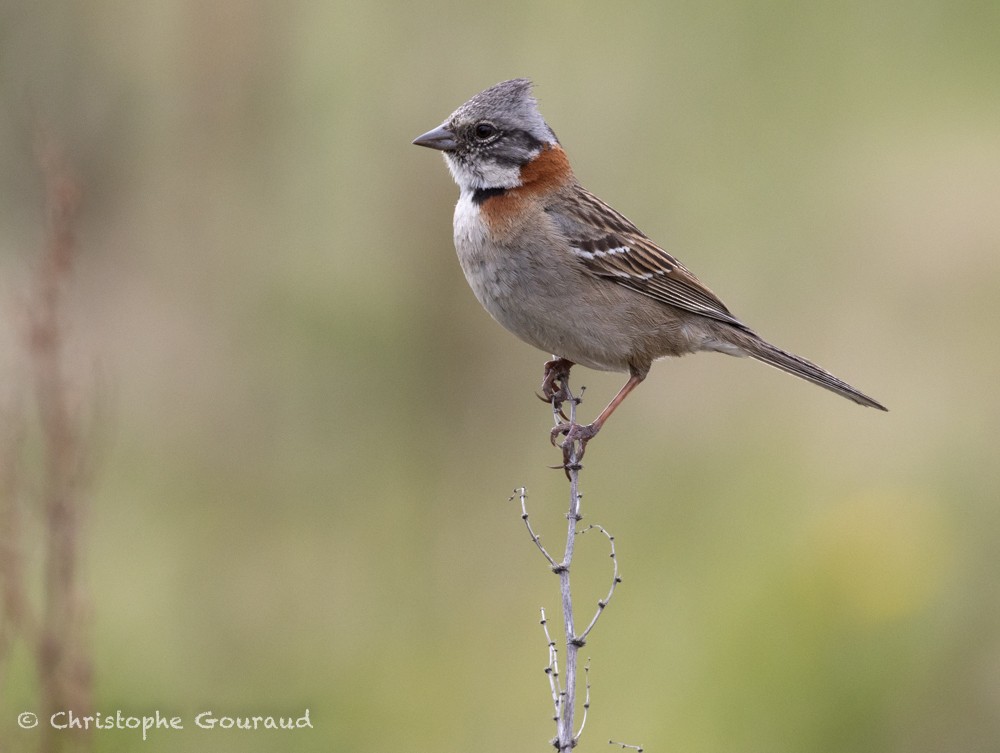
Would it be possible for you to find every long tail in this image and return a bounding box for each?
[735,332,888,411]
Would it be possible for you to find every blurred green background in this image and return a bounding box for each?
[2,1,999,751]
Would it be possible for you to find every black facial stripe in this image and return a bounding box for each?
[472,187,508,205]
[514,130,544,152]
[490,153,527,169]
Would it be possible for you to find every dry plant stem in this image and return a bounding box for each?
[556,430,582,752]
[516,371,623,751]
[576,659,592,741]
[608,740,645,752]
[553,376,616,751]
[515,487,556,568]
[539,608,561,721]
[576,525,621,643]
[13,132,92,752]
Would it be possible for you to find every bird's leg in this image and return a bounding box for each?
[551,373,645,465]
[538,357,575,417]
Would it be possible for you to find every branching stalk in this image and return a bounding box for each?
[514,370,624,752]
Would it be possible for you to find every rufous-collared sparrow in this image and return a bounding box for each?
[413,79,887,450]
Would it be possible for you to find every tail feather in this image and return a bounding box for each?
[738,335,888,411]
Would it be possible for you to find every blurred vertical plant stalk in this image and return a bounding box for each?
[0,133,94,753]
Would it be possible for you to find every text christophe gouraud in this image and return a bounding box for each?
[17,708,314,741]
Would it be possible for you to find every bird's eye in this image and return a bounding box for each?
[474,122,498,141]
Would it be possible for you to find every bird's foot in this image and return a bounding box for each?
[539,358,574,404]
[537,358,575,418]
[550,421,601,471]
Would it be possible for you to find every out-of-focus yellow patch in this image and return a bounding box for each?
[795,488,954,626]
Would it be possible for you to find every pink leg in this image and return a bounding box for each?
[551,373,646,464]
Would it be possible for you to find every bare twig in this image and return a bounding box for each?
[515,369,627,752]
[575,658,592,740]
[576,524,622,643]
[512,487,557,567]
[608,740,645,752]
[556,432,583,751]
[539,608,562,721]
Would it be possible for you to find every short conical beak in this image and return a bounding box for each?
[412,124,458,151]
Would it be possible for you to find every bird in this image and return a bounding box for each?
[412,78,886,455]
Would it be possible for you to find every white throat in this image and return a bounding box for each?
[444,153,523,193]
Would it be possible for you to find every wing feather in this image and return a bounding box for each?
[553,187,748,329]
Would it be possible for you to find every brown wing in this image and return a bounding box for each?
[552,187,750,330]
